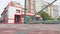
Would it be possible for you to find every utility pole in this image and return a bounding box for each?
[24,0,27,24]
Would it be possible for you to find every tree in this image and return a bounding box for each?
[57,16,60,20]
[39,11,53,21]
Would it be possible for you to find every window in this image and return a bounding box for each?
[16,9,20,13]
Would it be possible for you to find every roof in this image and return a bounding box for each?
[8,1,23,8]
[10,1,21,6]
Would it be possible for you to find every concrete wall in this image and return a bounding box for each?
[8,6,21,23]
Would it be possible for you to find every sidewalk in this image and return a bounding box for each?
[0,24,60,34]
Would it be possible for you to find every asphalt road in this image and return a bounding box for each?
[0,24,60,34]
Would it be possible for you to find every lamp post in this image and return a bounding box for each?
[24,0,27,24]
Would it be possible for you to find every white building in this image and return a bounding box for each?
[1,1,41,24]
[53,5,60,18]
[26,0,60,18]
[36,0,60,18]
[1,1,23,24]
[35,0,54,18]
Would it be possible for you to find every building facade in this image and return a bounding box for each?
[53,5,60,18]
[26,0,36,14]
[1,1,41,24]
[1,1,23,24]
[26,0,55,18]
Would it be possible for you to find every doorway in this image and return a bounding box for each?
[15,15,20,24]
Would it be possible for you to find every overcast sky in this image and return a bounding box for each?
[0,0,60,17]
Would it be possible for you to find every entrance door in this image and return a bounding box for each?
[15,15,20,24]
